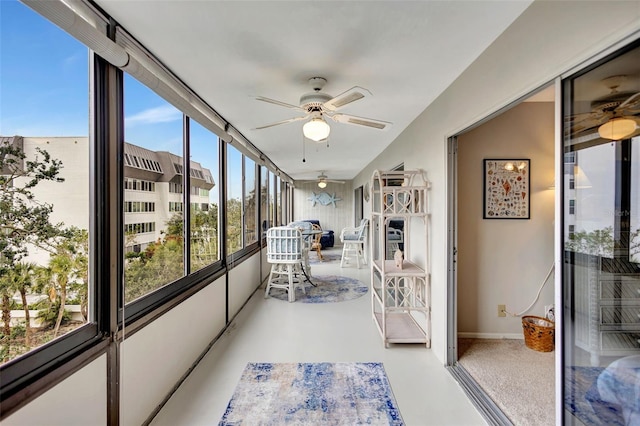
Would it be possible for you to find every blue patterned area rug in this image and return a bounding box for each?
[308,253,342,265]
[219,362,404,425]
[269,275,367,303]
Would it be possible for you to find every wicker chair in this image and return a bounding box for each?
[340,219,369,268]
[265,226,306,302]
[310,223,324,261]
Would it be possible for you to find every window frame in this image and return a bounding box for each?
[0,1,293,417]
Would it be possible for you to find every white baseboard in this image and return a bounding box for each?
[457,332,523,340]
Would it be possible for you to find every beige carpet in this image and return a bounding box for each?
[458,338,555,426]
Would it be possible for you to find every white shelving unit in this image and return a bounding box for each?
[370,169,430,348]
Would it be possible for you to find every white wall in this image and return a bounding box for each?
[4,355,107,425]
[20,137,89,265]
[354,0,640,362]
[261,246,270,283]
[228,254,262,318]
[293,180,355,238]
[457,102,555,337]
[120,276,226,426]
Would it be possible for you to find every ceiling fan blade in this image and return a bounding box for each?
[327,112,391,130]
[568,111,612,134]
[253,115,308,130]
[255,96,305,111]
[322,86,371,111]
[326,179,345,184]
[617,92,640,113]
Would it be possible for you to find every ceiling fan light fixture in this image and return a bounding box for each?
[303,117,330,141]
[598,117,639,140]
[317,180,327,189]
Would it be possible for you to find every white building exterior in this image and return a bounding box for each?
[2,135,215,261]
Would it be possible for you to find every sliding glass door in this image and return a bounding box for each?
[562,41,640,425]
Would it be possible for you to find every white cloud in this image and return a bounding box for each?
[126,105,181,126]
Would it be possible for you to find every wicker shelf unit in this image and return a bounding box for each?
[370,169,431,348]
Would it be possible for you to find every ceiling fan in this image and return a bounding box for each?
[298,171,346,188]
[568,75,640,140]
[253,77,391,141]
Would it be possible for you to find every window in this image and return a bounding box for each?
[569,199,575,215]
[260,167,269,235]
[226,144,243,254]
[268,171,275,230]
[0,0,289,414]
[244,157,257,245]
[124,201,155,213]
[123,73,184,304]
[0,2,100,406]
[189,119,220,271]
[169,201,183,212]
[169,182,183,193]
[125,178,155,192]
[564,151,576,164]
[276,176,282,226]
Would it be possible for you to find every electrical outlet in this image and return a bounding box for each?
[545,304,555,321]
[498,304,506,317]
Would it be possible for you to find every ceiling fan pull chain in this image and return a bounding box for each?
[302,134,306,163]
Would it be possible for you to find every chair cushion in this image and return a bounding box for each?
[320,232,334,248]
[288,221,312,231]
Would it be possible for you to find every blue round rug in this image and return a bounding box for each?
[308,253,342,265]
[269,275,368,303]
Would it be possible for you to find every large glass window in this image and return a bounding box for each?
[268,171,275,230]
[0,1,91,365]
[243,157,257,246]
[260,167,269,236]
[189,120,219,272]
[226,144,243,254]
[123,74,184,304]
[562,42,640,425]
[276,176,282,226]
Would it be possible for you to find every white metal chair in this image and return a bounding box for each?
[287,221,312,275]
[265,226,306,302]
[340,218,369,268]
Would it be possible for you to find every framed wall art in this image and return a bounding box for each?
[483,159,530,219]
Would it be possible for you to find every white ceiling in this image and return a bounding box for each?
[94,1,533,182]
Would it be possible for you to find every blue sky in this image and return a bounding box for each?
[0,0,247,199]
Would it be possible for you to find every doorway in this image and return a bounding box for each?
[447,85,557,424]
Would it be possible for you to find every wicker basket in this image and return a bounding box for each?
[522,316,555,352]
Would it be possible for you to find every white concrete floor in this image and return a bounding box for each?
[150,248,486,425]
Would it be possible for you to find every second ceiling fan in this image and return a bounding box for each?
[253,77,391,141]
[298,171,345,188]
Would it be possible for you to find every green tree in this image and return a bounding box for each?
[1,140,67,275]
[4,262,38,347]
[226,198,242,253]
[1,139,67,339]
[124,237,183,303]
[37,228,88,337]
[566,226,614,257]
[191,205,219,268]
